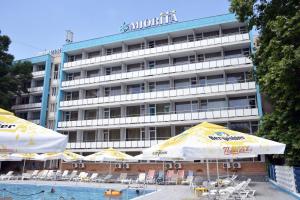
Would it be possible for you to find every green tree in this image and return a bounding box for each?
[230,0,300,165]
[0,32,33,110]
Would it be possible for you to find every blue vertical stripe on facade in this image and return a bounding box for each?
[40,54,52,126]
[54,52,66,130]
[249,30,263,117]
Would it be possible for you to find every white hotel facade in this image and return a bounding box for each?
[12,13,262,156]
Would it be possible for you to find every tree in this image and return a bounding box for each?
[230,0,300,165]
[0,32,33,110]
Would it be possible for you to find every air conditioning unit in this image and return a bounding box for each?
[78,163,85,169]
[165,163,173,169]
[232,162,241,169]
[174,163,182,169]
[123,163,130,169]
[115,163,122,169]
[72,163,78,169]
[223,162,231,169]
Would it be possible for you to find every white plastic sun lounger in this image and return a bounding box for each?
[88,173,98,182]
[136,173,146,184]
[60,170,69,180]
[38,170,49,180]
[46,170,55,180]
[73,172,88,182]
[68,170,78,181]
[0,171,14,180]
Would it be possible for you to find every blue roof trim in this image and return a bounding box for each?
[16,54,50,64]
[63,13,237,52]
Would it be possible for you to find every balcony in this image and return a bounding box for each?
[67,139,164,150]
[63,33,250,69]
[60,81,256,109]
[61,56,252,89]
[28,119,40,125]
[11,102,42,110]
[57,107,259,130]
[27,86,43,93]
[32,70,45,77]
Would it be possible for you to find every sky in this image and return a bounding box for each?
[1,0,231,60]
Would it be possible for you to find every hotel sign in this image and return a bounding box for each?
[121,10,178,32]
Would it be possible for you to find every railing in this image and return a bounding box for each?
[61,56,252,89]
[32,70,45,77]
[11,102,42,110]
[63,33,250,69]
[57,107,259,129]
[59,81,256,109]
[67,139,165,149]
[27,86,43,93]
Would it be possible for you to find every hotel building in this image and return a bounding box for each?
[12,13,262,156]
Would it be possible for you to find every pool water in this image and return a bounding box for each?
[0,183,154,200]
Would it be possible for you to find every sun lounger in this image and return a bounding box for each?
[53,170,62,180]
[46,170,55,180]
[146,170,156,184]
[68,170,78,181]
[73,172,88,181]
[30,170,39,180]
[96,174,113,183]
[116,173,127,183]
[60,170,69,180]
[166,173,178,184]
[88,173,98,182]
[165,170,174,183]
[37,170,49,180]
[182,175,193,185]
[136,173,146,184]
[0,171,14,180]
[156,170,164,184]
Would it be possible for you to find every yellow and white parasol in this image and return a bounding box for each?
[84,148,135,162]
[0,108,67,153]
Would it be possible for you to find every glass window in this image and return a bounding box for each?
[230,122,250,133]
[222,27,239,35]
[174,78,190,89]
[109,129,120,141]
[175,125,192,135]
[86,69,99,78]
[68,131,77,142]
[172,36,187,44]
[126,106,140,117]
[156,81,170,91]
[156,103,170,114]
[127,63,144,72]
[84,110,97,120]
[226,73,245,83]
[21,97,29,104]
[85,89,98,99]
[229,97,250,109]
[110,107,121,118]
[36,64,45,71]
[31,111,40,120]
[251,121,258,134]
[88,51,100,58]
[155,59,169,68]
[65,91,79,101]
[105,86,121,96]
[83,131,96,142]
[128,43,143,52]
[224,49,242,58]
[207,75,224,85]
[35,79,44,87]
[111,66,122,74]
[149,127,156,140]
[155,39,168,47]
[127,84,143,94]
[173,56,188,65]
[203,30,219,38]
[201,98,226,110]
[33,95,42,103]
[175,102,191,113]
[126,128,140,141]
[205,52,222,61]
[157,127,171,139]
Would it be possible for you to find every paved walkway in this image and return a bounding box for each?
[0,180,297,200]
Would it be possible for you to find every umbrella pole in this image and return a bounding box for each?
[216,159,219,180]
[163,161,165,184]
[206,159,210,182]
[109,161,111,175]
[226,159,229,178]
[22,159,26,180]
[60,159,62,171]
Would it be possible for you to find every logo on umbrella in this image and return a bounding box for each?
[209,132,245,141]
[152,150,167,156]
[0,121,16,129]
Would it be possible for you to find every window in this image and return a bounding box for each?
[229,122,250,133]
[148,61,155,69]
[128,43,144,52]
[224,49,242,58]
[68,131,77,142]
[157,127,171,139]
[127,84,144,94]
[175,102,191,113]
[84,110,97,120]
[126,128,140,141]
[104,86,121,96]
[17,112,28,120]
[53,64,59,79]
[33,95,42,103]
[200,99,226,110]
[222,27,239,35]
[207,75,224,85]
[83,131,96,142]
[51,87,57,96]
[64,111,78,121]
[109,129,120,141]
[251,121,258,134]
[105,66,122,75]
[175,125,192,135]
[174,79,190,89]
[172,36,187,44]
[173,56,188,65]
[156,103,170,114]
[149,127,156,140]
[229,96,256,109]
[126,106,140,117]
[31,111,40,120]
[226,73,245,83]
[68,54,82,62]
[36,64,45,71]
[66,72,80,81]
[203,30,219,38]
[155,81,170,91]
[35,79,44,87]
[85,89,98,99]
[127,63,144,72]
[65,91,79,101]
[88,51,100,58]
[106,47,122,55]
[21,96,29,104]
[104,107,121,118]
[86,69,99,78]
[205,52,222,61]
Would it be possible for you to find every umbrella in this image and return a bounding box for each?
[0,153,22,161]
[142,122,285,180]
[84,148,136,174]
[40,151,85,162]
[0,108,67,153]
[11,153,44,176]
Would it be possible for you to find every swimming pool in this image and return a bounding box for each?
[0,183,154,200]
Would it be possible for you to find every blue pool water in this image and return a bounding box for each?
[0,183,154,200]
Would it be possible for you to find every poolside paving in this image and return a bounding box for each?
[0,180,297,200]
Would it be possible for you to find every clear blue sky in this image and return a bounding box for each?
[1,0,231,60]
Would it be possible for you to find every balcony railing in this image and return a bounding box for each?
[59,81,256,109]
[27,86,43,93]
[11,102,42,110]
[32,70,45,77]
[61,56,252,89]
[63,33,250,69]
[57,107,259,129]
[67,139,165,149]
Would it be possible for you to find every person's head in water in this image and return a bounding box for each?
[135,189,140,195]
[50,187,55,193]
